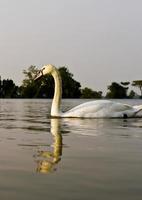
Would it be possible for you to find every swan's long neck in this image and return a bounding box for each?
[51,68,62,116]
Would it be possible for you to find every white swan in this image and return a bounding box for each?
[35,64,142,118]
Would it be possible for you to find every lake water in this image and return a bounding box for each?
[0,99,142,200]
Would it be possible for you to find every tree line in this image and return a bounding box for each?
[0,65,142,99]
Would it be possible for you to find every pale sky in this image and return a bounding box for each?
[0,0,142,94]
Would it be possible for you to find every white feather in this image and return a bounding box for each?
[36,65,142,118]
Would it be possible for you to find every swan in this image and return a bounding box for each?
[34,64,142,118]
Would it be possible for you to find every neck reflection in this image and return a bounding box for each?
[36,118,62,173]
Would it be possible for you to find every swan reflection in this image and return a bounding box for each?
[36,118,62,173]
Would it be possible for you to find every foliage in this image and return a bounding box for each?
[106,82,128,98]
[128,90,137,98]
[59,67,81,98]
[20,65,39,98]
[22,65,39,87]
[0,66,141,99]
[81,87,102,98]
[132,80,142,97]
[0,78,19,98]
[20,65,81,98]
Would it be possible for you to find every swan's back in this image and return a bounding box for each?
[62,100,134,118]
[35,65,142,118]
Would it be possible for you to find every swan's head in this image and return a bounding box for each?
[34,64,55,80]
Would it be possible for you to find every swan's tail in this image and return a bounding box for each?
[133,105,142,114]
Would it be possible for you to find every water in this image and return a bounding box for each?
[0,99,142,200]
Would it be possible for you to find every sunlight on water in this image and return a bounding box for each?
[0,99,142,200]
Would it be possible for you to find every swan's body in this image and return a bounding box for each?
[35,64,142,118]
[62,100,142,118]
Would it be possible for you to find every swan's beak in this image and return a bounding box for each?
[34,70,43,81]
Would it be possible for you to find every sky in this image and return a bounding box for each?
[0,0,142,94]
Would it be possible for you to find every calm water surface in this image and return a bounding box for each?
[0,99,142,200]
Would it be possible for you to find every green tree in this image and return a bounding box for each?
[59,67,81,98]
[81,87,102,98]
[0,79,19,98]
[132,80,142,97]
[106,82,128,98]
[20,65,40,98]
[21,65,81,98]
[128,90,136,98]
